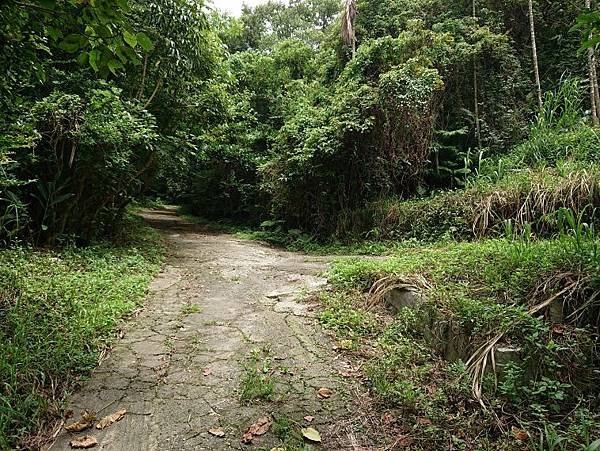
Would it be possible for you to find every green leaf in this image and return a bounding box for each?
[107,59,124,75]
[47,26,62,41]
[59,34,85,53]
[123,30,137,48]
[122,46,142,65]
[301,428,321,443]
[116,0,130,11]
[89,49,101,71]
[77,52,89,66]
[136,32,154,52]
[38,0,56,9]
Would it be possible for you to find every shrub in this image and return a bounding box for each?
[0,84,158,245]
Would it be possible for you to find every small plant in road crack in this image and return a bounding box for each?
[240,347,276,402]
[180,303,202,315]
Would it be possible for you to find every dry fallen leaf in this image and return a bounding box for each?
[241,416,272,443]
[382,413,395,425]
[304,415,314,423]
[208,427,225,437]
[96,409,126,430]
[69,435,98,449]
[301,427,322,443]
[65,411,96,432]
[248,416,272,436]
[552,324,566,335]
[395,435,414,448]
[317,387,332,399]
[512,426,529,441]
[65,419,92,433]
[334,339,353,350]
[417,417,432,426]
[241,431,254,444]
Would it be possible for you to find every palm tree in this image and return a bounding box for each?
[341,0,357,58]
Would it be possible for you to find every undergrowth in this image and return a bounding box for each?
[0,215,165,450]
[321,229,599,449]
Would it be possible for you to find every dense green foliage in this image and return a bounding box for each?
[0,215,164,449]
[2,0,600,449]
[0,0,219,245]
[162,0,598,238]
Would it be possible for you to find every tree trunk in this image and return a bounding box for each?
[586,0,600,125]
[528,0,543,109]
[473,0,482,149]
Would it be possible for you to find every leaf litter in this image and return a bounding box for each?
[241,415,272,444]
[96,408,127,429]
[69,435,98,449]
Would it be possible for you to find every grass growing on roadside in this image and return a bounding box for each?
[0,215,164,450]
[321,229,599,449]
[179,205,414,256]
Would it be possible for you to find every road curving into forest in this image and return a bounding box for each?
[48,208,367,450]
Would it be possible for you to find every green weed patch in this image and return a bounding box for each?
[322,233,600,449]
[0,215,164,449]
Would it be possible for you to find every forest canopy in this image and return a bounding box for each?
[0,0,598,243]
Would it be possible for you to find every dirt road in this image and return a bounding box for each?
[49,209,366,450]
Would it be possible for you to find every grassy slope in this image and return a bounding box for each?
[320,234,599,450]
[0,215,165,449]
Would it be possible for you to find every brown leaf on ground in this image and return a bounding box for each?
[69,435,98,449]
[248,416,272,436]
[241,430,254,444]
[512,426,529,441]
[65,411,96,432]
[394,435,414,448]
[382,413,395,425]
[552,324,566,335]
[303,415,314,423]
[241,416,272,443]
[317,387,332,398]
[64,419,92,433]
[208,427,225,437]
[417,417,432,426]
[301,427,322,442]
[96,409,126,430]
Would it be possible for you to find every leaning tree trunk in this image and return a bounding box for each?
[473,0,482,149]
[528,0,543,109]
[586,0,600,125]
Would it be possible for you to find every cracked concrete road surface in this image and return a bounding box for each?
[49,209,365,450]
